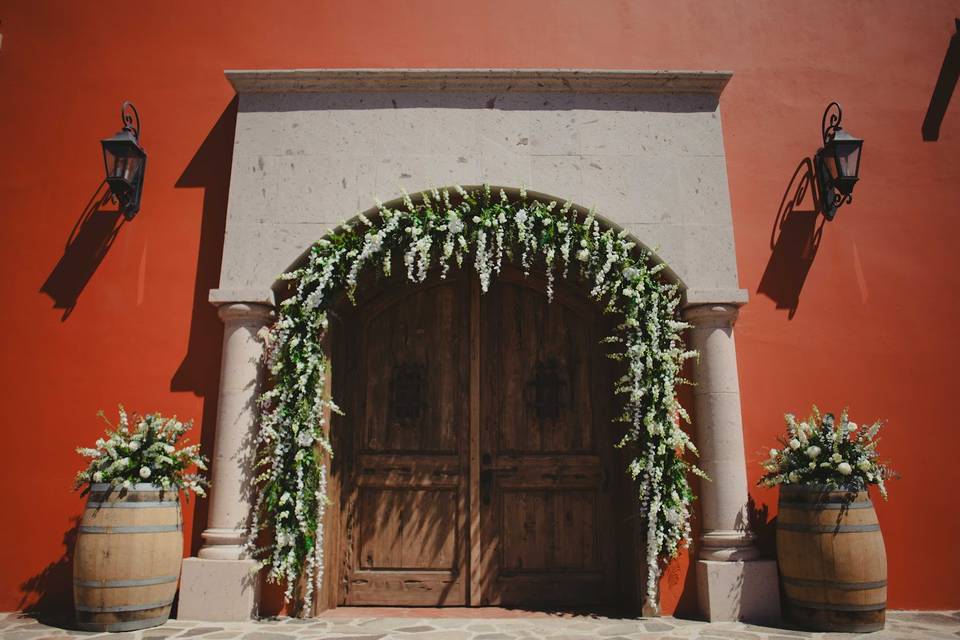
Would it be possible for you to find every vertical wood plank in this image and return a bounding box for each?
[469,276,482,605]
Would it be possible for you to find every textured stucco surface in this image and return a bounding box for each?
[217,73,744,303]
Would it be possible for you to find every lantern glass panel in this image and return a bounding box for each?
[835,140,861,180]
[102,138,145,191]
[821,150,838,181]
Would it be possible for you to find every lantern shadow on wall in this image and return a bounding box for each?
[39,182,126,320]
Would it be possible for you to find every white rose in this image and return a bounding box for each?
[139,466,152,479]
[789,439,801,450]
[769,448,779,459]
[787,471,800,483]
[623,266,639,280]
[297,430,315,447]
[92,472,104,483]
[848,422,858,432]
[805,446,821,459]
[808,462,816,469]
[831,453,843,464]
[514,208,528,224]
[164,444,176,454]
[857,460,871,472]
[447,216,464,235]
[837,462,853,476]
[128,441,140,452]
[576,249,590,262]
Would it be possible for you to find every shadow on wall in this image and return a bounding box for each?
[40,182,126,320]
[170,97,239,559]
[756,157,826,319]
[922,18,960,142]
[18,516,81,628]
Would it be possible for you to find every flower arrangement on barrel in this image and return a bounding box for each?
[760,406,895,633]
[72,407,208,632]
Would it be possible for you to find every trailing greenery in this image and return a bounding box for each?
[759,406,895,499]
[251,186,702,613]
[74,406,208,497]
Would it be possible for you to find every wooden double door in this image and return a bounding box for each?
[336,268,620,608]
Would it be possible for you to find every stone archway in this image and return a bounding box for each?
[176,69,778,623]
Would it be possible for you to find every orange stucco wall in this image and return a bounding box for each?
[1,0,958,615]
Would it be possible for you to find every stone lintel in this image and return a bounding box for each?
[225,68,733,95]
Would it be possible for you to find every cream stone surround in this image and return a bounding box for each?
[177,69,778,623]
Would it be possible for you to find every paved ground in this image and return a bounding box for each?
[3,611,959,640]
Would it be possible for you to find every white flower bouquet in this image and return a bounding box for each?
[74,405,209,497]
[759,406,895,499]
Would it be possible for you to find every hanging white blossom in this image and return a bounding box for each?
[251,185,702,614]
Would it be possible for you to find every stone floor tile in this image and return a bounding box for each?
[177,627,225,637]
[241,632,296,640]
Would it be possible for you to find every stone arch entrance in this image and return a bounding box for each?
[178,69,778,623]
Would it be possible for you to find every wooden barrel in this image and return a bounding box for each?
[777,484,887,632]
[73,483,182,632]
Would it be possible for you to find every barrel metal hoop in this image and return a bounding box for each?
[786,597,886,612]
[74,574,179,588]
[778,523,880,533]
[780,501,874,510]
[76,599,174,613]
[79,524,182,534]
[783,576,887,591]
[76,616,172,632]
[86,501,180,509]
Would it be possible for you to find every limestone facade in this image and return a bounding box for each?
[180,69,773,622]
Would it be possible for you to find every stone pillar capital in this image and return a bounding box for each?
[215,301,275,325]
[683,302,740,328]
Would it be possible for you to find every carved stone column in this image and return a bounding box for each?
[178,292,274,621]
[684,303,779,623]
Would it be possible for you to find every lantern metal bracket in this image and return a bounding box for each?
[120,101,142,141]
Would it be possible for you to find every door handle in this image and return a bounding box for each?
[480,468,492,505]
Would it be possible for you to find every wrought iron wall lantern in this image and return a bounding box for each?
[815,102,863,221]
[101,101,147,220]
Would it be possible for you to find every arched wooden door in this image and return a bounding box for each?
[338,268,618,608]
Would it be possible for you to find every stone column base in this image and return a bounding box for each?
[696,559,780,623]
[177,558,260,621]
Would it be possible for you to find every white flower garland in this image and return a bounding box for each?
[250,186,703,614]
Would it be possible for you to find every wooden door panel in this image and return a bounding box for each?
[358,488,457,569]
[479,272,617,607]
[497,489,600,573]
[361,281,463,453]
[342,277,469,606]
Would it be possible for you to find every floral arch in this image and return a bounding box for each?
[250,185,702,613]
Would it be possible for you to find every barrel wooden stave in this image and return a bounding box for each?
[777,485,887,633]
[74,484,183,632]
